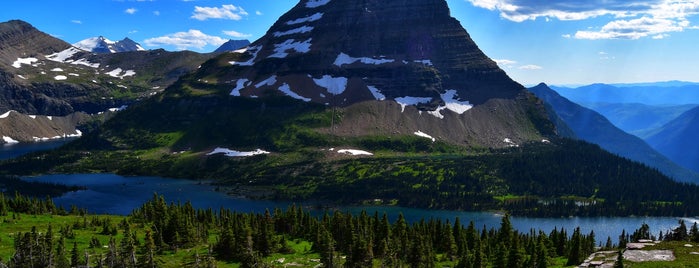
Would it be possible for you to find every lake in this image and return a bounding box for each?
[23,173,690,243]
[0,138,75,160]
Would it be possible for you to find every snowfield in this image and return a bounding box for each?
[367,86,386,101]
[207,148,271,157]
[334,53,395,67]
[278,83,311,102]
[230,46,261,66]
[230,79,250,96]
[337,149,373,156]
[269,39,313,58]
[2,136,20,144]
[106,68,136,79]
[274,26,314,37]
[306,0,331,8]
[54,75,68,81]
[414,131,436,142]
[313,75,348,95]
[395,96,432,112]
[287,13,323,25]
[255,76,278,88]
[12,57,38,68]
[0,110,12,118]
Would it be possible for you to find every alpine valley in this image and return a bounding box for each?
[2,0,699,220]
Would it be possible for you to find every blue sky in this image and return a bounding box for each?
[2,0,699,85]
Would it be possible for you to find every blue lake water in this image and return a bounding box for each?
[0,139,75,160]
[23,173,692,243]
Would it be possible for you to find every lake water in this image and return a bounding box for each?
[0,139,75,160]
[22,173,691,243]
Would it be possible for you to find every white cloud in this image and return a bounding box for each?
[494,59,517,68]
[256,10,263,16]
[125,8,138,14]
[71,20,82,24]
[574,16,685,40]
[223,30,252,38]
[467,0,699,40]
[519,64,543,70]
[144,30,227,50]
[191,4,248,21]
[153,11,160,16]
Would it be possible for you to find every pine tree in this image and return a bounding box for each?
[55,236,70,268]
[71,241,81,267]
[614,250,624,268]
[566,227,582,266]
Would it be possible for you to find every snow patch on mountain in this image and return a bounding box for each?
[3,136,19,144]
[72,58,100,68]
[414,131,436,142]
[337,149,373,156]
[395,96,432,112]
[279,83,311,102]
[287,13,323,25]
[269,38,312,58]
[312,75,348,95]
[367,86,386,101]
[207,148,271,157]
[306,0,331,8]
[51,68,63,72]
[334,53,395,67]
[273,26,314,37]
[47,47,80,62]
[12,57,38,68]
[0,111,12,119]
[230,46,261,66]
[74,36,146,53]
[54,75,67,81]
[231,79,250,96]
[106,68,136,79]
[255,76,277,88]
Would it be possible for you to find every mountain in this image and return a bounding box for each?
[0,20,217,144]
[182,0,553,148]
[2,0,695,217]
[214,39,251,53]
[73,36,146,53]
[551,83,699,106]
[529,83,699,183]
[583,103,698,138]
[647,106,699,173]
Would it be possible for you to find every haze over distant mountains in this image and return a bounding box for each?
[529,83,699,183]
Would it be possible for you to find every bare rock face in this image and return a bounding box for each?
[214,0,521,108]
[194,0,553,147]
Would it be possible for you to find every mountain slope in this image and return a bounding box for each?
[214,39,251,52]
[529,83,699,183]
[646,106,699,173]
[73,36,146,53]
[179,0,553,148]
[583,102,697,138]
[0,20,218,143]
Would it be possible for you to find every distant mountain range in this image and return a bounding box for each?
[551,82,699,106]
[73,36,145,54]
[647,106,699,173]
[529,83,699,183]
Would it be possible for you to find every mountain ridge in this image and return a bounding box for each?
[529,83,699,183]
[647,106,699,174]
[73,36,146,53]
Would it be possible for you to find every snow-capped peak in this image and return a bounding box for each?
[73,36,146,54]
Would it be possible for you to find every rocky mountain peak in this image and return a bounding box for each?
[214,39,251,53]
[0,20,71,68]
[74,36,146,53]
[212,0,521,114]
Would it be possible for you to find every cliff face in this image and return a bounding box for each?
[185,0,552,147]
[210,0,520,108]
